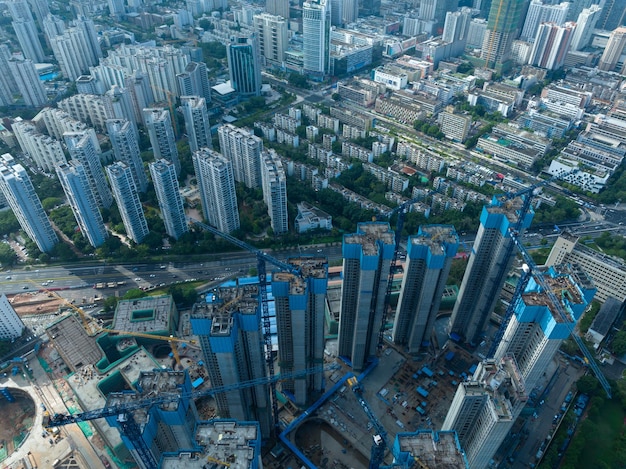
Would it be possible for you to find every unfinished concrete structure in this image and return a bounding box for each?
[493,264,596,390]
[392,225,459,353]
[190,281,272,437]
[391,429,469,468]
[448,197,534,345]
[46,315,103,372]
[161,420,262,469]
[272,257,328,406]
[338,222,395,371]
[105,370,199,468]
[442,356,527,469]
[67,348,161,466]
[112,295,179,336]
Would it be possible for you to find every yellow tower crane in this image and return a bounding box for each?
[206,455,231,467]
[29,280,100,336]
[106,330,196,369]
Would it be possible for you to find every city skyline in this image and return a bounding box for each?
[0,0,625,466]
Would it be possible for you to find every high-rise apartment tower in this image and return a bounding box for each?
[144,108,181,176]
[107,119,148,193]
[392,225,459,353]
[192,148,240,233]
[149,159,188,240]
[272,257,328,405]
[56,161,108,248]
[338,222,395,371]
[0,153,58,253]
[260,149,288,235]
[181,96,212,153]
[448,197,534,345]
[107,161,149,244]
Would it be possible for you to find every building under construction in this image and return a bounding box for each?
[492,263,596,390]
[442,356,527,469]
[272,257,328,406]
[448,196,533,345]
[391,429,469,468]
[392,225,459,353]
[190,281,272,438]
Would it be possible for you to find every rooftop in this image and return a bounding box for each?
[412,225,458,253]
[112,295,175,334]
[46,314,103,372]
[161,421,260,469]
[345,222,395,256]
[522,270,583,323]
[589,297,623,338]
[106,370,188,421]
[397,430,468,469]
[193,284,260,336]
[67,348,160,450]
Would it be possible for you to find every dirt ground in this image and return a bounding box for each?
[7,292,64,316]
[0,392,35,457]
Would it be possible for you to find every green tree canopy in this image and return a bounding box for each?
[611,330,626,356]
[0,243,17,267]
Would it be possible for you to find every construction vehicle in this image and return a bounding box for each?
[46,363,340,469]
[106,330,196,370]
[28,280,99,335]
[188,217,304,432]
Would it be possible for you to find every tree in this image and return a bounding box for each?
[288,73,310,89]
[102,296,119,312]
[579,301,601,334]
[123,289,147,300]
[0,210,19,234]
[331,93,341,101]
[577,375,600,395]
[42,197,63,213]
[611,330,626,356]
[0,243,17,267]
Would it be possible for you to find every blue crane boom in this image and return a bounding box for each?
[347,376,388,469]
[379,194,430,348]
[188,217,306,431]
[508,236,612,399]
[475,170,577,344]
[485,169,610,398]
[188,217,299,275]
[47,363,340,427]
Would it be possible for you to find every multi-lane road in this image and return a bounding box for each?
[2,218,623,298]
[0,245,343,298]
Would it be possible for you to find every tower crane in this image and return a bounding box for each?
[106,330,196,369]
[483,169,613,400]
[347,376,388,469]
[483,0,504,70]
[206,455,230,467]
[47,363,340,469]
[379,192,436,349]
[346,375,430,469]
[188,217,303,432]
[492,234,612,399]
[472,169,578,345]
[28,279,99,335]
